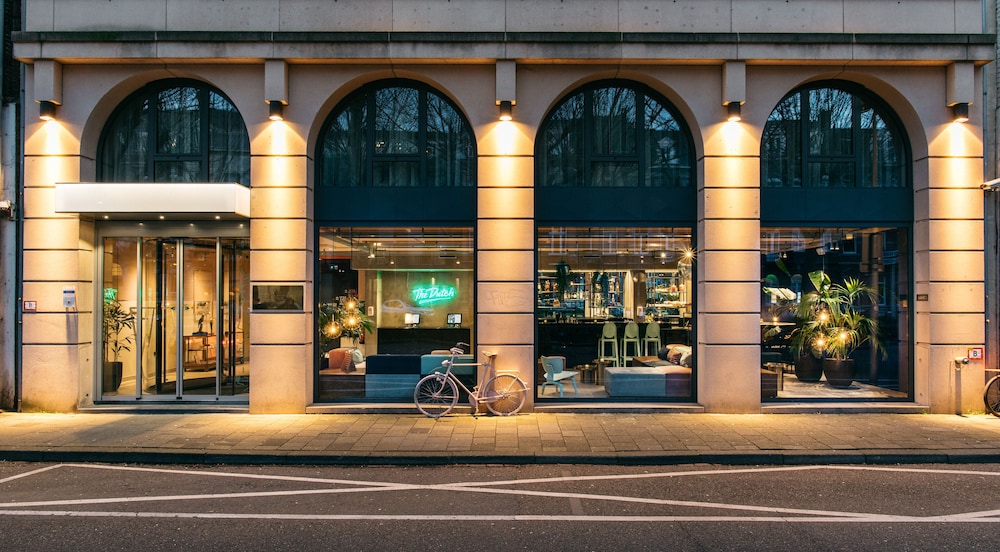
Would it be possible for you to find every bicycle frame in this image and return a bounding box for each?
[415,341,526,417]
[435,346,497,404]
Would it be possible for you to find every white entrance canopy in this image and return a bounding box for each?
[54,182,250,220]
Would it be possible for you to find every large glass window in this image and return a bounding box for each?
[536,227,695,401]
[538,81,693,189]
[762,82,907,190]
[318,80,475,189]
[535,80,697,402]
[760,227,910,400]
[760,81,911,401]
[316,226,474,401]
[99,80,250,184]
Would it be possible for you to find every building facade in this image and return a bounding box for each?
[8,0,996,414]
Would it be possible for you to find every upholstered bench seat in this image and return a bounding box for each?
[604,360,692,398]
[604,366,667,397]
[364,354,421,399]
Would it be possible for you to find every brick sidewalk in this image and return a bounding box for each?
[1,412,999,465]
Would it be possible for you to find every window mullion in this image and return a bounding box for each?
[419,89,427,187]
[200,88,211,181]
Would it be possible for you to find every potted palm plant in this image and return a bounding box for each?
[792,270,885,388]
[815,273,883,388]
[102,295,135,392]
[765,277,823,382]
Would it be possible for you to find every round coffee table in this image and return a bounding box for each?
[574,363,597,384]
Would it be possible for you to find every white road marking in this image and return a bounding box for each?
[0,510,996,523]
[0,464,63,485]
[2,463,999,524]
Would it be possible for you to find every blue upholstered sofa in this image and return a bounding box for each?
[364,354,421,398]
[362,353,476,398]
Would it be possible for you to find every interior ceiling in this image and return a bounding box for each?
[318,226,886,267]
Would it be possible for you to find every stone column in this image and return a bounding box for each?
[248,64,312,413]
[20,64,90,412]
[698,83,762,413]
[916,103,986,413]
[476,92,536,410]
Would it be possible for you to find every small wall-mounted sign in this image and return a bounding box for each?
[23,300,36,311]
[916,294,929,301]
[968,347,985,360]
[62,286,76,308]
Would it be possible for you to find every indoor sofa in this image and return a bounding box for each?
[604,344,692,398]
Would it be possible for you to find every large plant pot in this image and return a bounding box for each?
[102,361,123,393]
[794,354,824,382]
[823,358,856,388]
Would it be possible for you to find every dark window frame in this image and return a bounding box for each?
[316,79,478,223]
[761,81,912,224]
[97,78,250,185]
[535,79,697,223]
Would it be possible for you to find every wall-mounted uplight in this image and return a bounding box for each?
[38,100,58,121]
[268,100,285,121]
[951,102,970,123]
[726,102,742,122]
[498,100,513,121]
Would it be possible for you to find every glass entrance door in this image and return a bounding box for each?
[100,235,249,401]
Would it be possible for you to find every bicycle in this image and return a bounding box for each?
[985,368,1000,416]
[413,342,527,418]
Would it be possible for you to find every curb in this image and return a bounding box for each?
[2,448,998,466]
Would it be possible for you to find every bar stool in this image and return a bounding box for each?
[597,322,619,367]
[621,321,641,366]
[643,320,662,356]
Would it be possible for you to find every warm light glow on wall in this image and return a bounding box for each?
[32,120,81,186]
[494,120,517,156]
[716,120,754,158]
[933,122,982,189]
[492,156,521,187]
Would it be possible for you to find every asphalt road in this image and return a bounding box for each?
[1,462,999,551]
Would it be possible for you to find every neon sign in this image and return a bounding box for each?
[411,284,457,306]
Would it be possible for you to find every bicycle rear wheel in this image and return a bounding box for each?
[484,373,526,416]
[984,376,1000,417]
[414,374,458,418]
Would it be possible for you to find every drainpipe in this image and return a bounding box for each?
[0,0,14,412]
[984,0,999,384]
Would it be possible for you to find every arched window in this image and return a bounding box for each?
[762,82,907,189]
[759,82,912,401]
[534,80,697,403]
[318,80,476,188]
[99,79,250,185]
[537,80,693,189]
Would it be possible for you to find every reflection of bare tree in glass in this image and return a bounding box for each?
[541,96,585,187]
[321,85,474,188]
[208,92,251,185]
[762,95,801,187]
[323,104,366,187]
[646,101,688,187]
[102,100,150,181]
[762,86,905,189]
[540,86,690,189]
[591,87,636,187]
[427,94,473,187]
[100,85,250,186]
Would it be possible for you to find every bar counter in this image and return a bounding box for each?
[537,319,691,369]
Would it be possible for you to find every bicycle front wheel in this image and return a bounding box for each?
[415,374,458,418]
[484,373,527,416]
[985,376,1000,417]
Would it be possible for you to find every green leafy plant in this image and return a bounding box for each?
[318,297,373,352]
[102,294,135,363]
[789,270,883,361]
